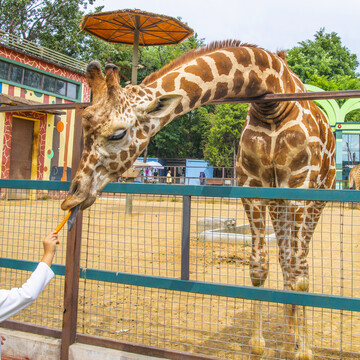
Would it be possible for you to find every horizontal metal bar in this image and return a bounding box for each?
[1,258,359,312]
[211,90,360,104]
[0,179,69,190]
[0,258,66,276]
[1,320,62,339]
[1,179,360,202]
[0,91,359,113]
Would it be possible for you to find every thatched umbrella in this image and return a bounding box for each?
[81,8,193,84]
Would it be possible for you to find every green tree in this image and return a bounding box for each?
[0,0,98,58]
[287,28,359,82]
[204,104,248,168]
[147,106,212,159]
[288,28,360,123]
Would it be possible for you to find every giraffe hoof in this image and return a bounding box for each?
[249,336,266,356]
[295,348,313,360]
[295,277,309,292]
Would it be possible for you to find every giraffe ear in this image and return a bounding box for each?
[86,61,107,104]
[137,94,183,119]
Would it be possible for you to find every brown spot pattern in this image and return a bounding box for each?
[288,171,307,188]
[254,50,270,71]
[230,47,251,67]
[180,78,202,108]
[109,162,118,170]
[175,103,183,115]
[120,151,128,162]
[214,82,228,100]
[201,90,211,104]
[245,71,262,96]
[265,74,281,93]
[136,129,146,139]
[208,52,232,76]
[184,58,214,82]
[233,70,244,94]
[289,150,309,172]
[162,72,179,92]
[129,144,137,158]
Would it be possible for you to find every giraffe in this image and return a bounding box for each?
[349,164,360,190]
[61,40,336,359]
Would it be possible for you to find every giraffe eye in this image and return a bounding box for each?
[108,130,127,141]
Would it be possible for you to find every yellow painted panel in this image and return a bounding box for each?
[2,83,9,94]
[13,86,21,97]
[44,114,55,180]
[31,121,40,181]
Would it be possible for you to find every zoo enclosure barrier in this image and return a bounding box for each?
[1,90,360,360]
[0,180,360,360]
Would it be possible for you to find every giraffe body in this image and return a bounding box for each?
[62,41,336,359]
[349,164,360,190]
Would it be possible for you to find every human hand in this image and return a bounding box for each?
[1,335,6,345]
[41,231,60,267]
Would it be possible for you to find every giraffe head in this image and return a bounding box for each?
[61,61,182,211]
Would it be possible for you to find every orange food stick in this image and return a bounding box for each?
[55,211,71,233]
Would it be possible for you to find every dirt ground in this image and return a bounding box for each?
[0,193,359,359]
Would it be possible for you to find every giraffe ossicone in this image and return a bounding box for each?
[62,40,335,359]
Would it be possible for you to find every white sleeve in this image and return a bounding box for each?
[0,262,54,322]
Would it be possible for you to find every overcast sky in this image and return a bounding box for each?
[95,0,360,71]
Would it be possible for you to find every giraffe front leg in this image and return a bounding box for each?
[249,299,266,356]
[294,277,313,360]
[242,199,269,358]
[249,252,269,357]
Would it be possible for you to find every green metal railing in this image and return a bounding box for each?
[1,179,360,313]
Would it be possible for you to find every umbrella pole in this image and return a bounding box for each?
[131,15,140,85]
[127,15,140,214]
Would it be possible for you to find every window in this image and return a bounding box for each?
[56,79,66,96]
[23,69,41,88]
[0,59,80,100]
[43,75,56,92]
[0,61,9,79]
[67,82,78,99]
[10,65,23,83]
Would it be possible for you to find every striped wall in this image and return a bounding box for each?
[0,46,90,181]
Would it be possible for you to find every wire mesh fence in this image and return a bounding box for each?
[0,182,360,359]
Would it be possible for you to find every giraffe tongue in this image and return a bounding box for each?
[68,205,81,232]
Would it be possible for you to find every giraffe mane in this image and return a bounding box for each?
[142,40,260,86]
[276,50,288,62]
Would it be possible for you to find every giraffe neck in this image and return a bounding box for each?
[141,44,303,133]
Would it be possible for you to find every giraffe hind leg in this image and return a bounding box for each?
[242,199,268,357]
[269,200,314,360]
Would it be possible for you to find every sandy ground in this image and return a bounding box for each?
[0,192,359,359]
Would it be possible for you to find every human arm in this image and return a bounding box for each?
[40,231,59,267]
[0,231,59,322]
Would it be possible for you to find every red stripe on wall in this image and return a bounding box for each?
[7,85,14,96]
[1,113,13,179]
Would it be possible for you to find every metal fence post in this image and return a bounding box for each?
[60,106,84,359]
[181,195,191,280]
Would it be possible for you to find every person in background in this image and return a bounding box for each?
[0,231,59,353]
[166,170,172,184]
[153,169,159,183]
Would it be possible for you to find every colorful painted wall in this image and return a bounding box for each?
[0,45,90,181]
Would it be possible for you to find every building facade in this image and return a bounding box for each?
[0,31,90,182]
